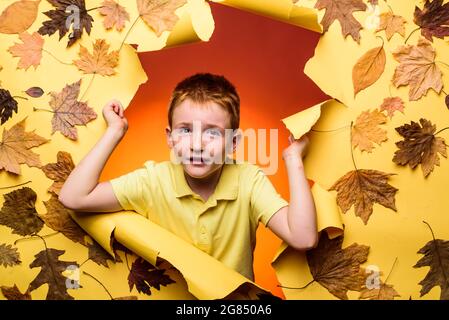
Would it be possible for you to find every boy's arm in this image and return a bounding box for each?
[58,99,128,212]
[267,133,318,250]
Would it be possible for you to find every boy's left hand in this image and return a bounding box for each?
[282,133,310,160]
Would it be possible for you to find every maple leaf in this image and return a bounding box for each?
[392,38,443,101]
[0,243,21,267]
[42,151,75,195]
[128,257,175,295]
[0,118,49,174]
[99,0,130,31]
[306,233,369,300]
[29,248,77,300]
[48,80,97,140]
[393,118,447,177]
[329,169,398,224]
[0,187,44,236]
[351,109,388,152]
[314,0,367,43]
[379,96,405,119]
[87,240,122,268]
[137,0,187,37]
[73,39,119,76]
[414,0,449,42]
[41,192,88,245]
[0,0,41,34]
[0,88,18,124]
[359,281,400,300]
[8,32,44,70]
[38,0,94,47]
[376,11,407,40]
[1,284,31,300]
[352,45,386,96]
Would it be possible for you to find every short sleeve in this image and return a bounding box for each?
[250,167,289,227]
[109,161,155,217]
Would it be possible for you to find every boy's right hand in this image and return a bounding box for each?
[103,99,128,137]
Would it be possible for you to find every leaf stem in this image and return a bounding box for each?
[435,126,449,135]
[12,95,28,100]
[119,15,140,52]
[83,271,114,300]
[84,6,104,12]
[0,180,32,190]
[404,27,420,44]
[435,60,449,69]
[14,232,59,245]
[278,279,315,290]
[124,252,131,271]
[349,121,358,171]
[79,73,96,102]
[42,48,73,66]
[376,35,385,48]
[422,221,448,289]
[33,107,54,113]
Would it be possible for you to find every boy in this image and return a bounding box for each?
[59,73,317,282]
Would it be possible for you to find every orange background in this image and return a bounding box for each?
[100,2,328,299]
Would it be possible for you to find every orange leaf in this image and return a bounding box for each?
[99,0,130,31]
[73,39,119,76]
[379,96,405,119]
[376,11,406,40]
[42,151,75,195]
[352,109,388,152]
[8,32,44,70]
[353,45,386,96]
[0,0,40,34]
[137,0,187,37]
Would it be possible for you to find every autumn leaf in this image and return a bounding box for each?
[38,0,94,47]
[128,257,175,295]
[314,0,367,43]
[351,109,388,152]
[446,94,449,109]
[99,0,130,31]
[48,80,97,140]
[392,38,443,101]
[42,151,75,195]
[305,233,369,300]
[73,39,119,76]
[0,187,44,236]
[137,0,187,37]
[29,248,77,300]
[353,45,386,96]
[379,96,405,119]
[368,0,378,5]
[0,118,49,174]
[25,87,44,98]
[0,243,21,267]
[0,88,18,125]
[113,295,138,300]
[1,285,31,300]
[393,118,447,177]
[41,193,88,245]
[8,32,44,70]
[87,241,122,268]
[0,0,41,34]
[329,169,398,224]
[376,11,406,40]
[414,0,449,42]
[359,281,400,300]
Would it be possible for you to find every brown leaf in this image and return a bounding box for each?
[329,169,398,224]
[446,94,449,109]
[128,257,175,295]
[8,32,44,70]
[314,0,367,43]
[351,109,388,152]
[99,0,130,31]
[414,0,449,42]
[137,0,187,37]
[42,151,75,195]
[392,38,443,101]
[359,282,400,300]
[113,295,138,300]
[0,187,44,236]
[0,118,49,174]
[48,80,97,140]
[1,284,31,300]
[25,86,44,98]
[0,243,21,267]
[29,248,76,300]
[353,46,386,96]
[41,193,88,245]
[0,0,40,34]
[0,88,18,124]
[379,96,405,119]
[73,39,119,76]
[306,233,369,300]
[87,241,122,268]
[393,118,447,177]
[376,11,407,40]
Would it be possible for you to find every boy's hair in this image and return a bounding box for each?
[168,73,240,130]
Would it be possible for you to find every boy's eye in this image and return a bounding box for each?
[205,128,222,137]
[176,127,191,134]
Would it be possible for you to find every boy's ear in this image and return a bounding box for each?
[165,126,173,148]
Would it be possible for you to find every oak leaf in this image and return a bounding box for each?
[1,284,31,300]
[42,151,75,195]
[0,88,18,125]
[137,0,187,37]
[99,0,130,31]
[128,257,175,295]
[0,0,40,34]
[351,109,388,152]
[73,39,119,76]
[414,0,449,42]
[8,32,44,70]
[376,11,406,40]
[379,96,405,119]
[353,46,386,96]
[0,243,21,267]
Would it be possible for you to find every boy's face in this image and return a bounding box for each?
[166,98,238,179]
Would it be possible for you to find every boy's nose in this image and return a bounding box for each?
[191,129,203,151]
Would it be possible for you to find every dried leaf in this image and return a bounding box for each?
[351,109,388,152]
[376,11,406,40]
[306,233,369,300]
[353,46,386,96]
[114,295,138,300]
[392,38,443,101]
[25,87,44,98]
[329,169,398,224]
[8,32,44,70]
[446,94,449,109]
[0,118,49,174]
[48,80,97,140]
[42,151,75,195]
[128,257,175,295]
[0,187,44,236]
[0,243,21,267]
[314,0,367,43]
[379,96,405,119]
[87,241,121,268]
[137,0,187,37]
[359,281,400,300]
[1,285,31,300]
[99,0,130,31]
[29,248,76,300]
[393,118,447,177]
[0,0,40,34]
[0,88,18,125]
[414,0,449,42]
[73,39,119,76]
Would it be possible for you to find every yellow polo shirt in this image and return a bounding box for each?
[109,159,288,281]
